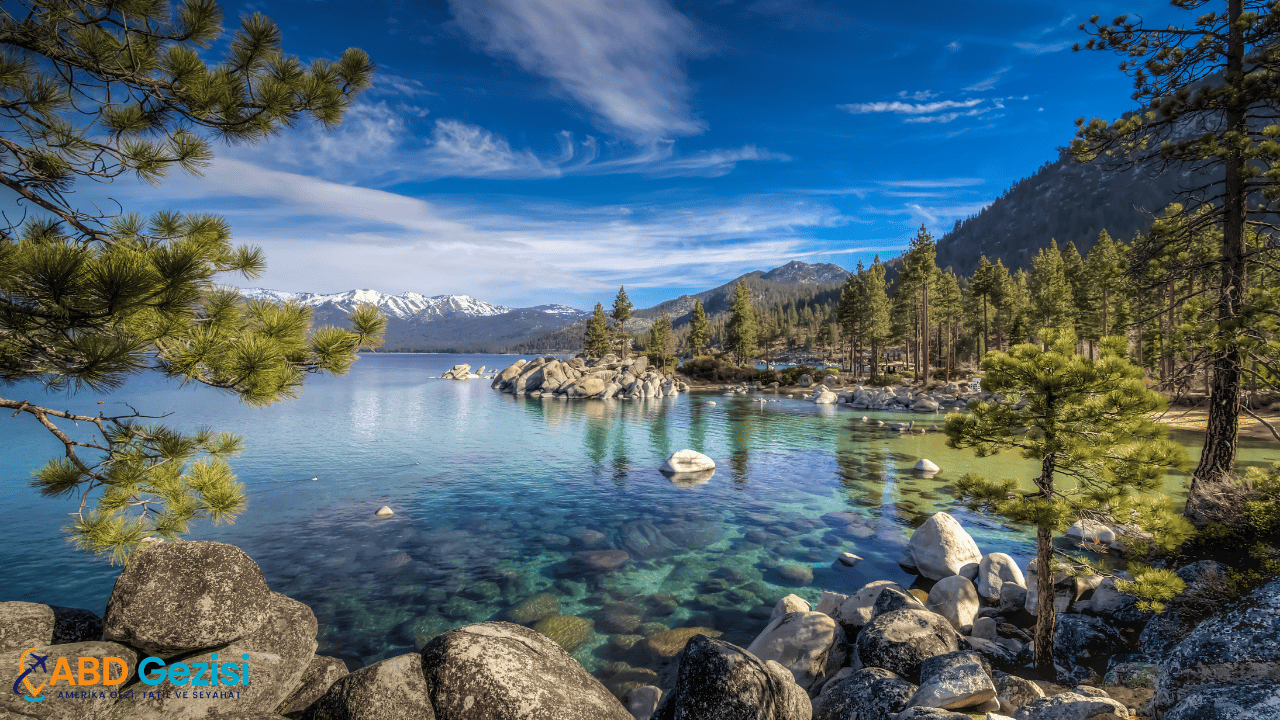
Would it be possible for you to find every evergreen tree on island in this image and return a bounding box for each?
[611,286,633,359]
[0,0,382,562]
[1073,1,1280,523]
[687,299,710,357]
[725,280,758,366]
[583,303,612,358]
[944,330,1193,677]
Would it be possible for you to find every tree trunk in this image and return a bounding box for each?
[1188,0,1247,525]
[1032,450,1057,678]
[981,296,989,358]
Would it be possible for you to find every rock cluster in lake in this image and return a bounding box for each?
[493,354,690,399]
[5,524,1280,719]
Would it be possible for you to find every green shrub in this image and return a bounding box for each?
[678,357,761,383]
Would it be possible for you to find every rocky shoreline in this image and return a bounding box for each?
[491,355,690,400]
[5,516,1278,720]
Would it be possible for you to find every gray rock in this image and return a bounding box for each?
[907,513,982,581]
[829,581,904,636]
[998,584,1028,617]
[1052,614,1124,685]
[0,602,102,653]
[421,621,631,720]
[911,650,996,709]
[893,708,970,719]
[855,608,960,683]
[1,641,137,720]
[1009,691,1128,720]
[812,667,915,720]
[1101,661,1159,689]
[813,592,848,617]
[771,594,813,622]
[1084,577,1149,627]
[1162,682,1280,720]
[959,636,1020,674]
[1153,576,1280,716]
[277,655,349,715]
[977,554,1026,603]
[653,634,810,720]
[925,576,980,633]
[870,585,927,620]
[302,652,434,720]
[103,540,271,657]
[627,685,663,720]
[747,611,849,695]
[121,591,319,719]
[993,673,1044,714]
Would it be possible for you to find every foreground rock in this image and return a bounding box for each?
[1009,691,1128,720]
[277,655,349,715]
[746,611,849,695]
[0,601,102,652]
[661,449,716,474]
[1153,576,1280,716]
[103,540,271,657]
[302,653,434,720]
[812,667,914,720]
[855,608,960,683]
[654,634,811,720]
[0,641,136,720]
[910,651,996,710]
[1162,682,1280,720]
[421,622,632,720]
[907,513,982,581]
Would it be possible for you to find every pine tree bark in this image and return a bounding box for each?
[1032,450,1057,678]
[1188,0,1246,525]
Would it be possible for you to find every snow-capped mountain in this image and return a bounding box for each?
[759,260,849,285]
[233,288,586,352]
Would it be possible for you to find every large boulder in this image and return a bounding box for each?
[1009,691,1128,720]
[103,540,271,657]
[493,359,527,388]
[812,667,915,720]
[278,655,349,715]
[870,585,927,620]
[909,650,996,710]
[925,576,980,633]
[893,708,969,720]
[420,622,631,720]
[1052,614,1124,685]
[1152,576,1280,716]
[0,602,102,652]
[1162,682,1280,720]
[992,673,1044,714]
[771,594,812,622]
[1,641,136,720]
[302,652,434,720]
[653,634,811,720]
[976,554,1026,603]
[746,611,849,695]
[907,513,982,581]
[855,608,960,683]
[660,450,716,474]
[118,591,319,719]
[828,581,903,637]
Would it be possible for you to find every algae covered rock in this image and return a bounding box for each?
[509,593,561,624]
[533,613,594,652]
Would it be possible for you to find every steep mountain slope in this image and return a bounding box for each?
[235,288,586,352]
[936,150,1214,277]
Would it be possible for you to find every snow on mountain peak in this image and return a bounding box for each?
[232,287,513,320]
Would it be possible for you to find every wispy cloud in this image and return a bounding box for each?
[945,41,961,52]
[450,0,706,141]
[1014,40,1072,54]
[896,90,937,101]
[903,108,992,124]
[878,178,985,188]
[839,99,982,115]
[963,67,1009,92]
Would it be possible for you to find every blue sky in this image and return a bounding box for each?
[95,0,1179,309]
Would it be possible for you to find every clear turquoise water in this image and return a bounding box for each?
[2,353,1276,690]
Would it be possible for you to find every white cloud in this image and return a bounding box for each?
[963,67,1009,92]
[450,0,706,141]
[422,119,563,178]
[878,178,985,188]
[946,41,961,52]
[896,90,937,101]
[1014,40,1072,54]
[838,99,983,115]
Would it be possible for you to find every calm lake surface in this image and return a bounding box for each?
[3,353,1277,687]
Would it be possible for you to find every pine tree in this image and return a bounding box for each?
[969,256,1004,357]
[863,258,894,380]
[945,330,1193,676]
[898,226,939,382]
[688,299,710,357]
[1081,230,1130,356]
[611,286,633,359]
[725,280,758,366]
[583,303,612,358]
[933,270,963,381]
[837,268,864,376]
[1073,2,1280,522]
[647,311,676,373]
[1028,240,1075,337]
[1060,240,1089,342]
[1,0,380,562]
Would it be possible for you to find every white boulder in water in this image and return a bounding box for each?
[375,506,394,518]
[660,449,716,474]
[915,459,941,476]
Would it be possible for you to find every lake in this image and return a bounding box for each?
[2,353,1276,690]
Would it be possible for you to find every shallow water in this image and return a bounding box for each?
[2,353,1276,691]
